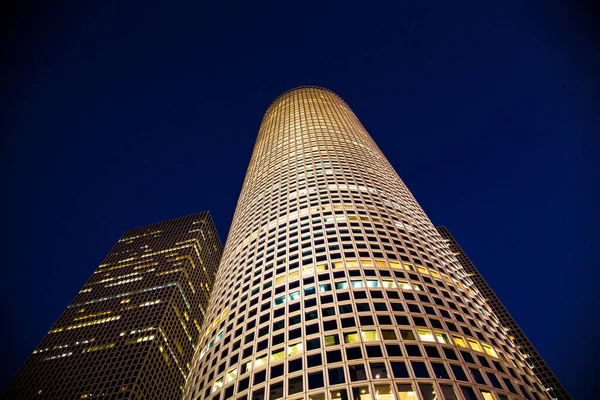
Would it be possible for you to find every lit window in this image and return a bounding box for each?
[212,378,223,393]
[226,368,238,383]
[453,336,467,348]
[381,280,396,288]
[435,332,450,344]
[397,383,417,400]
[344,332,360,343]
[336,281,349,289]
[288,341,303,356]
[468,339,483,352]
[361,330,379,341]
[482,344,498,358]
[324,334,340,347]
[417,329,435,342]
[351,280,365,288]
[271,349,285,362]
[366,280,380,288]
[481,391,495,400]
[398,281,412,290]
[289,291,301,301]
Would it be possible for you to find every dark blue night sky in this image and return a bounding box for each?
[1,1,597,398]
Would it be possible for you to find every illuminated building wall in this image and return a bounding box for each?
[436,226,571,400]
[183,87,550,400]
[3,212,222,399]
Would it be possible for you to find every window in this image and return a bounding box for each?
[391,361,410,378]
[432,363,450,379]
[418,383,437,400]
[435,331,450,344]
[440,385,459,400]
[370,362,388,379]
[451,364,468,381]
[411,361,430,378]
[397,384,417,400]
[344,332,359,343]
[328,367,345,385]
[288,375,303,395]
[481,391,495,400]
[453,336,467,348]
[349,364,367,381]
[308,371,324,389]
[361,330,378,341]
[417,329,435,342]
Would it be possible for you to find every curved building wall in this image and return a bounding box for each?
[184,87,549,400]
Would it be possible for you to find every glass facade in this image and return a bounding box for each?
[184,87,550,400]
[3,212,222,399]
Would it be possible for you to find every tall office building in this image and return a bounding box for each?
[436,226,571,400]
[184,87,550,400]
[3,212,222,400]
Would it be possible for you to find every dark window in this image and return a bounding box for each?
[424,346,440,358]
[370,362,388,379]
[308,371,324,389]
[470,368,486,385]
[254,370,266,384]
[460,351,475,364]
[405,345,421,357]
[411,361,430,378]
[289,357,302,372]
[288,375,303,395]
[486,373,502,389]
[269,381,283,400]
[366,345,383,357]
[348,363,367,381]
[271,364,284,378]
[307,353,322,367]
[391,361,409,378]
[328,367,345,385]
[386,344,402,357]
[451,365,468,381]
[432,363,450,379]
[326,349,342,363]
[443,347,458,360]
[346,347,363,360]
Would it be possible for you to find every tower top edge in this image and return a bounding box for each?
[264,86,342,113]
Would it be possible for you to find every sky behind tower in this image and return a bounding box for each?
[1,1,598,398]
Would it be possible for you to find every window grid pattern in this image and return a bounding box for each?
[3,212,222,400]
[436,226,571,400]
[183,87,550,400]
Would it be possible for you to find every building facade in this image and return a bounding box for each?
[435,226,571,400]
[2,212,222,400]
[183,87,550,400]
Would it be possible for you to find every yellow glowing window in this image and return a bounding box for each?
[289,271,300,280]
[403,263,415,271]
[453,336,467,348]
[324,334,340,347]
[417,267,428,275]
[316,264,328,271]
[468,339,483,352]
[390,261,401,269]
[346,259,360,267]
[344,332,360,343]
[413,283,423,291]
[481,391,495,400]
[381,280,396,289]
[288,342,303,356]
[430,271,440,278]
[361,259,375,266]
[351,280,365,288]
[333,262,345,269]
[212,378,223,393]
[361,330,379,341]
[254,355,267,369]
[397,384,417,400]
[275,276,286,286]
[302,266,314,276]
[483,344,498,358]
[435,332,450,344]
[271,349,285,362]
[417,329,435,342]
[375,260,387,267]
[226,368,238,383]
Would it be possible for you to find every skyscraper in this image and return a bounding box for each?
[436,226,571,400]
[184,87,550,400]
[3,212,222,399]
